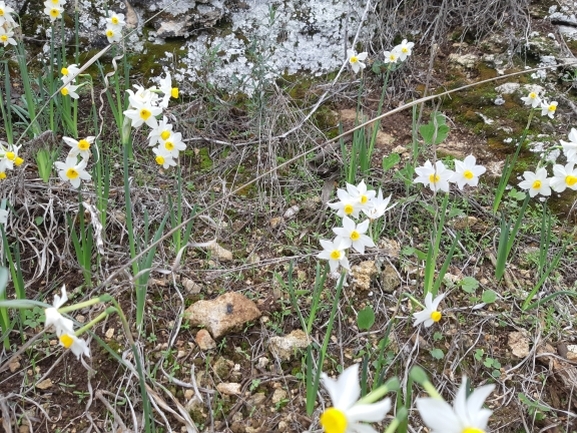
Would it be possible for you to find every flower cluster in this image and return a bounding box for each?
[518,128,577,198]
[414,155,486,193]
[0,1,17,47]
[104,10,126,44]
[346,39,414,74]
[123,73,183,169]
[44,0,65,22]
[0,141,24,180]
[54,136,93,188]
[318,181,393,273]
[44,285,90,359]
[60,63,81,99]
[520,90,557,119]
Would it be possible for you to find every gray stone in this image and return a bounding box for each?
[269,330,310,361]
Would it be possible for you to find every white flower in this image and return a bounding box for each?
[148,117,174,146]
[54,156,91,188]
[395,39,414,61]
[520,91,541,108]
[1,144,23,170]
[0,208,7,225]
[61,64,81,84]
[152,146,177,169]
[560,128,577,162]
[44,285,74,336]
[0,27,16,46]
[346,180,375,210]
[61,82,80,99]
[318,239,350,273]
[127,84,160,107]
[44,1,64,21]
[414,160,454,192]
[333,216,375,254]
[383,48,401,64]
[59,332,90,359]
[123,100,162,129]
[328,190,361,219]
[347,49,368,74]
[518,167,551,197]
[105,11,126,29]
[540,100,557,118]
[158,72,179,108]
[320,364,391,433]
[416,377,495,433]
[451,155,486,190]
[549,163,577,193]
[413,292,445,327]
[63,136,94,160]
[158,131,186,158]
[0,2,16,26]
[105,25,122,43]
[362,189,394,220]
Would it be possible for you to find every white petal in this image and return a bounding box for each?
[416,398,462,433]
[334,364,361,410]
[347,398,390,423]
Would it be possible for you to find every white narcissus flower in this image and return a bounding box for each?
[328,189,361,219]
[59,332,90,359]
[451,155,486,190]
[333,216,375,254]
[346,180,375,210]
[54,157,92,188]
[44,285,74,336]
[61,82,80,99]
[518,167,551,197]
[560,128,577,162]
[0,2,16,25]
[362,188,394,220]
[105,25,122,43]
[383,48,400,64]
[158,72,179,108]
[346,49,368,74]
[0,27,16,46]
[63,136,94,160]
[416,376,495,433]
[123,100,162,129]
[395,39,414,61]
[414,160,454,193]
[106,11,126,29]
[152,146,177,169]
[320,364,391,433]
[44,1,64,21]
[413,292,445,327]
[158,131,186,158]
[549,163,577,193]
[540,100,557,118]
[521,91,541,108]
[126,85,160,107]
[318,239,350,273]
[148,117,173,146]
[2,144,23,170]
[61,63,81,84]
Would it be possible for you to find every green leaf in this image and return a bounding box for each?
[382,153,400,172]
[460,276,479,294]
[433,331,443,341]
[0,267,7,297]
[430,348,444,360]
[357,306,375,330]
[482,290,497,304]
[419,112,450,145]
[34,216,44,225]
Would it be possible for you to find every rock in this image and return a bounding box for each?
[195,329,217,350]
[181,277,202,294]
[216,382,242,396]
[206,241,233,261]
[494,83,520,94]
[184,292,261,338]
[269,330,311,361]
[247,392,266,407]
[351,261,377,291]
[448,53,479,69]
[380,264,400,293]
[272,388,288,405]
[508,331,530,358]
[36,379,53,390]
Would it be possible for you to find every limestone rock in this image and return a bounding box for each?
[195,329,217,350]
[508,331,530,358]
[216,382,242,396]
[269,329,310,361]
[184,292,261,338]
[380,264,400,293]
[351,261,377,291]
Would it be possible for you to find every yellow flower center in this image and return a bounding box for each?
[329,250,341,260]
[549,104,556,112]
[61,67,69,75]
[532,180,541,189]
[320,407,347,433]
[0,9,4,16]
[0,172,6,179]
[402,47,408,53]
[429,173,440,183]
[430,310,442,322]
[160,130,171,140]
[155,155,165,165]
[350,56,358,64]
[66,168,79,180]
[462,428,485,433]
[164,141,174,151]
[111,16,119,25]
[389,54,397,61]
[360,195,368,204]
[566,175,577,186]
[78,139,90,151]
[15,157,24,166]
[61,87,69,96]
[106,29,114,38]
[343,204,354,215]
[350,230,360,241]
[139,108,152,120]
[6,152,15,161]
[463,170,474,180]
[1,35,7,42]
[171,87,179,98]
[59,334,74,349]
[50,8,60,18]
[51,0,59,3]
[529,92,536,99]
